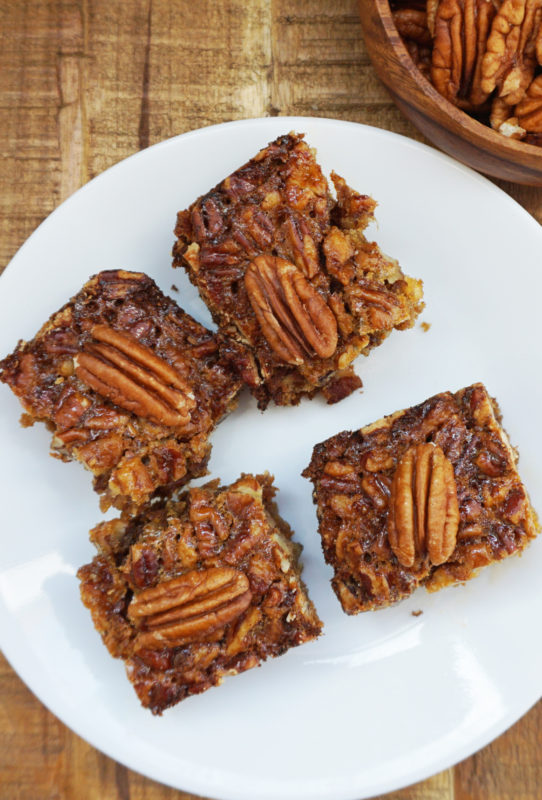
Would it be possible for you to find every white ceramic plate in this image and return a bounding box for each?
[0,118,541,800]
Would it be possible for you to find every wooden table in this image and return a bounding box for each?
[1,2,541,799]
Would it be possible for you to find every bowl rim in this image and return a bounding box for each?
[373,0,542,161]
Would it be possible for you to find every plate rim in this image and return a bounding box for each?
[1,115,541,800]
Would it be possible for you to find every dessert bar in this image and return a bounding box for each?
[78,473,322,713]
[173,132,424,408]
[0,270,241,512]
[303,383,539,613]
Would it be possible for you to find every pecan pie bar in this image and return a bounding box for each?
[303,383,539,613]
[173,132,424,408]
[77,473,322,713]
[0,270,241,512]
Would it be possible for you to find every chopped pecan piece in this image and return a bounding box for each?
[285,214,321,279]
[75,325,195,427]
[245,255,338,365]
[481,0,542,105]
[320,369,362,404]
[388,444,459,567]
[393,0,542,145]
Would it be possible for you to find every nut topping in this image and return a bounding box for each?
[388,443,459,568]
[129,566,252,650]
[285,214,320,279]
[74,325,195,427]
[244,255,338,365]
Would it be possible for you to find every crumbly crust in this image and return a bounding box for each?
[77,473,322,713]
[0,270,241,512]
[303,383,539,613]
[173,132,424,409]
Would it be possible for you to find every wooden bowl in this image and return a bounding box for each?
[358,0,542,186]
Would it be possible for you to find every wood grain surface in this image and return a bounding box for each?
[0,2,540,799]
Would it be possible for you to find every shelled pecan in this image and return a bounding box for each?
[391,0,542,146]
[388,443,459,567]
[75,325,195,427]
[394,7,433,43]
[129,567,252,650]
[431,0,498,107]
[481,0,542,105]
[244,255,338,365]
[516,73,542,127]
[490,95,527,136]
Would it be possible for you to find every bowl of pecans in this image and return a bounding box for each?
[358,0,542,185]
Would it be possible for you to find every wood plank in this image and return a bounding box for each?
[271,0,422,131]
[0,652,206,800]
[372,770,454,800]
[454,700,542,800]
[84,0,273,179]
[0,0,61,272]
[57,1,89,203]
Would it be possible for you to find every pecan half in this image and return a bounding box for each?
[432,0,499,108]
[244,255,338,365]
[490,96,527,136]
[393,8,433,44]
[388,443,460,568]
[481,0,542,105]
[74,325,195,427]
[350,284,402,330]
[515,74,542,129]
[129,567,252,650]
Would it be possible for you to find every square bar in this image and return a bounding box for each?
[0,270,241,512]
[303,383,539,613]
[173,132,424,408]
[78,473,322,713]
